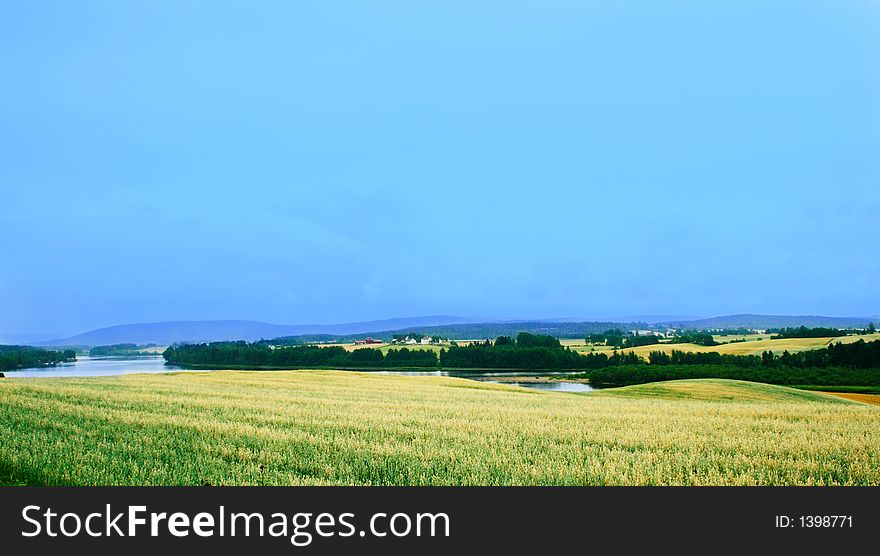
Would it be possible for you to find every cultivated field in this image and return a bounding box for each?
[2,372,878,486]
[567,333,880,359]
[326,343,445,354]
[820,392,880,406]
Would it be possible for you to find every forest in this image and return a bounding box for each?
[589,340,880,388]
[649,339,880,369]
[440,333,642,369]
[768,324,876,338]
[0,345,77,372]
[584,329,709,348]
[264,321,649,345]
[667,332,717,346]
[89,343,157,356]
[166,333,619,371]
[769,326,846,339]
[166,334,644,371]
[164,342,438,369]
[586,364,880,389]
[165,336,880,377]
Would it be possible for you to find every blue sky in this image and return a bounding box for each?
[1,1,879,336]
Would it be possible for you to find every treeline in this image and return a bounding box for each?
[440,333,581,369]
[779,339,880,369]
[623,335,660,348]
[165,333,642,371]
[714,327,756,336]
[592,340,880,387]
[586,329,625,347]
[164,342,438,369]
[380,321,647,341]
[436,333,643,370]
[441,340,580,370]
[0,345,76,372]
[585,329,660,348]
[648,340,880,369]
[767,324,877,338]
[770,326,844,339]
[164,332,880,371]
[264,321,649,345]
[442,343,641,369]
[648,350,760,367]
[668,332,717,346]
[89,343,156,356]
[256,335,338,347]
[587,364,880,388]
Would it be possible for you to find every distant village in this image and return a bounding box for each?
[350,328,776,347]
[623,328,771,338]
[354,334,449,346]
[627,328,763,338]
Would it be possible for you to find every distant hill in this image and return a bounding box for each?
[270,321,646,343]
[331,315,874,341]
[34,313,876,347]
[660,314,874,330]
[38,316,480,347]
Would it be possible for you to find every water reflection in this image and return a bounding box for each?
[484,380,594,392]
[378,370,595,392]
[7,356,184,377]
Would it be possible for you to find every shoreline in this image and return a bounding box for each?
[477,376,591,384]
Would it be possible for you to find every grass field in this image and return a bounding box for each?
[2,372,878,486]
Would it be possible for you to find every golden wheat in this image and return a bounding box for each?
[1,372,877,485]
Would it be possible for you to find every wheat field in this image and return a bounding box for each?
[1,371,878,486]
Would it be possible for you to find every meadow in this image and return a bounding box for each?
[1,371,878,486]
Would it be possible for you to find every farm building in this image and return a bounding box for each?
[354,337,383,345]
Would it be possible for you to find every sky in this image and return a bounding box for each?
[1,1,879,337]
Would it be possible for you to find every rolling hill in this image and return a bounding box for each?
[659,314,874,330]
[33,313,876,347]
[38,316,480,347]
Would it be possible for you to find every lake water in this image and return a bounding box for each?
[5,357,595,392]
[377,370,595,392]
[5,356,184,377]
[485,381,595,392]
